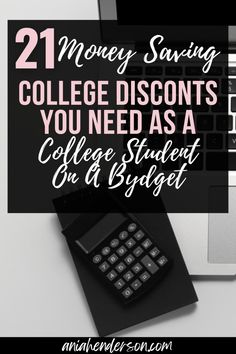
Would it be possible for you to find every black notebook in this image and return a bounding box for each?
[53,193,198,336]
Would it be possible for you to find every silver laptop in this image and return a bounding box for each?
[98,0,236,275]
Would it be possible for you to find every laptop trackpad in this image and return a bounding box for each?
[209,187,236,263]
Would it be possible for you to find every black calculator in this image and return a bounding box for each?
[63,212,171,304]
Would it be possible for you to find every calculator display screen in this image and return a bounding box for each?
[76,213,127,254]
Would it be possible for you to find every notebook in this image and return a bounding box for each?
[53,190,198,336]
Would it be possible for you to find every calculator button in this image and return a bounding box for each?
[125,238,136,249]
[122,287,133,299]
[110,239,119,248]
[101,247,111,256]
[149,247,160,258]
[132,263,143,274]
[119,231,129,240]
[131,279,142,291]
[140,271,151,282]
[123,271,134,282]
[114,279,125,289]
[134,230,145,241]
[124,254,135,265]
[115,262,126,273]
[93,255,102,264]
[107,270,118,281]
[127,223,137,232]
[142,238,152,249]
[157,256,168,266]
[141,255,159,274]
[99,261,110,272]
[133,246,144,257]
[117,246,127,256]
[108,253,118,264]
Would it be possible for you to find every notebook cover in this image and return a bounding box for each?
[54,199,198,336]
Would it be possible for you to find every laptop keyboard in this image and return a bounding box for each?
[124,64,236,171]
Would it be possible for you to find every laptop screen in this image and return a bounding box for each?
[116,0,235,26]
[99,0,236,48]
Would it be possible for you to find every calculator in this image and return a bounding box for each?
[63,212,171,304]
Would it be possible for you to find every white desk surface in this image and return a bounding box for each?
[0,0,236,337]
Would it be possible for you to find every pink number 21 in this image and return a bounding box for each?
[15,27,55,69]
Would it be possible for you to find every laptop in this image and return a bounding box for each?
[98,0,236,275]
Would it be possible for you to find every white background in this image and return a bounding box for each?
[0,0,236,337]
